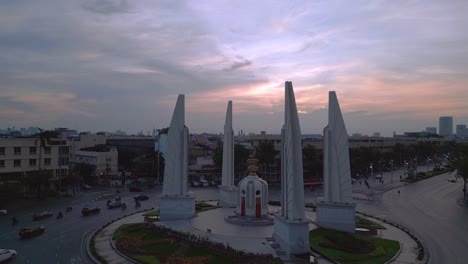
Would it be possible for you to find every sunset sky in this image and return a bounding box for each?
[1,0,467,136]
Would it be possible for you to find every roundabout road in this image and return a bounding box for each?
[358,172,468,264]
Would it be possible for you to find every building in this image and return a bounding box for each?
[426,127,437,134]
[456,124,467,138]
[69,133,119,184]
[439,116,453,137]
[0,132,69,196]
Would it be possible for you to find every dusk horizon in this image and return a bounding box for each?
[1,0,467,136]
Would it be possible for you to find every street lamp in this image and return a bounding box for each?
[370,163,374,182]
[389,160,394,184]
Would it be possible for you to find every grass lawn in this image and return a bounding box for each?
[356,216,386,230]
[113,223,275,264]
[310,228,400,264]
[129,254,161,264]
[195,202,218,212]
[143,210,160,217]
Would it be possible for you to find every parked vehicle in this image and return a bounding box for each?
[81,207,100,216]
[129,187,142,192]
[375,174,383,180]
[32,211,53,221]
[199,180,209,187]
[80,184,92,190]
[19,226,45,239]
[107,201,123,209]
[0,209,7,216]
[0,249,17,262]
[133,194,149,201]
[191,181,201,187]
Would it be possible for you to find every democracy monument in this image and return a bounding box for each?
[157,81,358,258]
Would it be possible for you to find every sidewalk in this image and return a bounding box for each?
[91,209,421,264]
[92,212,146,264]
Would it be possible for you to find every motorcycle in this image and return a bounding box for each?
[135,201,141,208]
[56,212,63,219]
[11,217,18,225]
[65,207,72,213]
[121,203,127,210]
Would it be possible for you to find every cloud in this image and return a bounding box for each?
[224,59,252,71]
[81,0,133,14]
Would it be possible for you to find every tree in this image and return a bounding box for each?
[234,144,250,177]
[31,129,60,198]
[255,141,278,182]
[448,143,468,205]
[302,145,323,178]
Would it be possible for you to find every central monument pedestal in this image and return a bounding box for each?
[159,195,195,221]
[316,200,356,233]
[218,185,237,208]
[273,215,310,256]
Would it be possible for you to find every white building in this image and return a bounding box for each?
[0,133,69,193]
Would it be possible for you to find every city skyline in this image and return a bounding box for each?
[1,1,468,136]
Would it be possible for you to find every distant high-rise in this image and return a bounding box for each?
[439,116,453,137]
[456,124,467,138]
[425,127,437,134]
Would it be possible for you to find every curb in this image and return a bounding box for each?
[85,228,101,264]
[110,238,140,264]
[85,208,154,264]
[356,211,430,264]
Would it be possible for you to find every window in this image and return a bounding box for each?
[44,147,51,154]
[29,159,36,167]
[14,147,21,155]
[0,160,4,168]
[44,158,51,166]
[30,147,37,155]
[59,158,69,166]
[0,147,4,155]
[14,159,21,168]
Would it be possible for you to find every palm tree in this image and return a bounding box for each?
[33,129,60,198]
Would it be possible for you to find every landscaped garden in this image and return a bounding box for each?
[113,223,281,264]
[402,169,449,183]
[309,228,399,264]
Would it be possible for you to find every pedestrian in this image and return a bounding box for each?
[398,190,400,196]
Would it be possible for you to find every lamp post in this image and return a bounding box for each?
[370,163,374,182]
[390,160,394,184]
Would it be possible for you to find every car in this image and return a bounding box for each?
[191,181,201,187]
[107,201,123,209]
[375,174,383,180]
[19,226,45,239]
[199,180,209,187]
[82,207,100,216]
[32,211,53,221]
[0,209,7,216]
[129,186,142,192]
[80,184,92,190]
[134,194,149,201]
[0,249,17,262]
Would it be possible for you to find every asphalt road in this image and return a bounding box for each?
[1,171,466,264]
[358,171,468,264]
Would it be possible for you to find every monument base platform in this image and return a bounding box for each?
[159,195,195,221]
[316,201,356,233]
[218,185,237,208]
[273,215,310,257]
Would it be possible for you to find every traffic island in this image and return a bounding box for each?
[309,228,400,264]
[112,223,282,264]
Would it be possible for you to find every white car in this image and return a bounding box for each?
[199,180,209,187]
[0,209,7,216]
[0,249,17,262]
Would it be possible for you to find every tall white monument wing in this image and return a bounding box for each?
[281,81,305,220]
[162,94,188,196]
[221,101,234,188]
[327,91,352,203]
